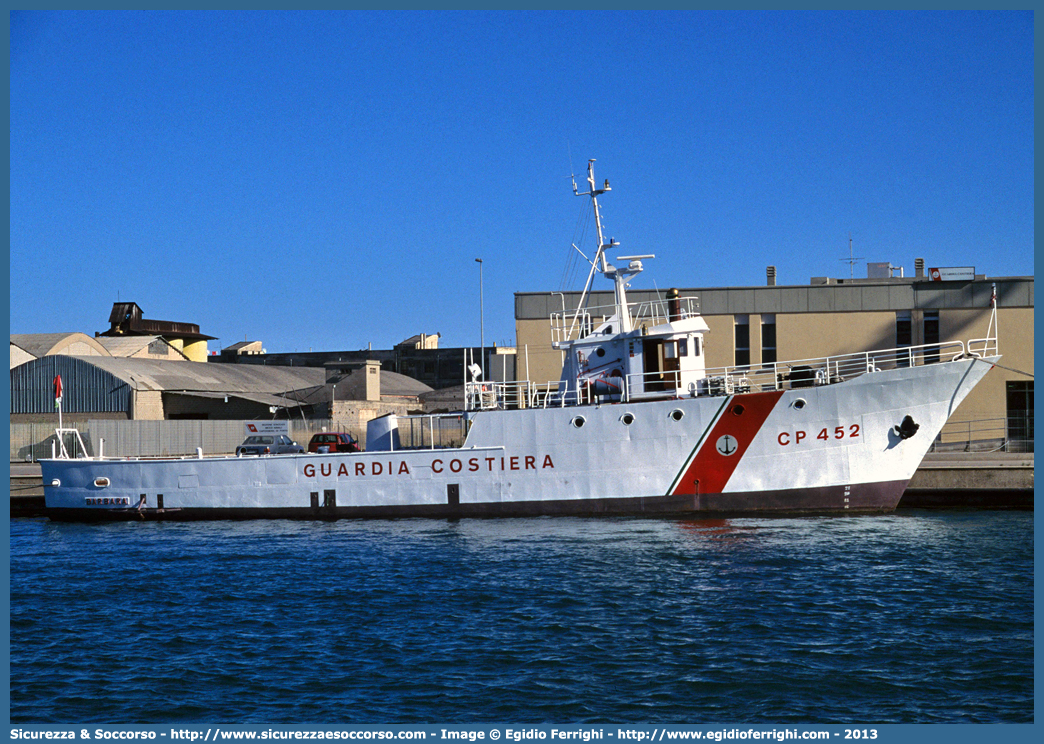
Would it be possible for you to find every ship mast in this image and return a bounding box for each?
[577,159,615,275]
[571,159,650,335]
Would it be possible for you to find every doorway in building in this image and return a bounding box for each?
[1006,381,1033,452]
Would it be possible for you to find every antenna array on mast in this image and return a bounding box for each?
[564,160,647,336]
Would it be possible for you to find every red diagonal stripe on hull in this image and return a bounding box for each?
[672,390,785,496]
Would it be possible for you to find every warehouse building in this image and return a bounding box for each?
[10,354,439,425]
[9,354,442,460]
[11,355,327,423]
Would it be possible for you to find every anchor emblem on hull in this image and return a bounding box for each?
[715,434,738,456]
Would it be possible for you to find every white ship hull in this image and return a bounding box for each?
[42,357,995,521]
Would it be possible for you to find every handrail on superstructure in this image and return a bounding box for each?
[550,310,593,345]
[550,296,700,345]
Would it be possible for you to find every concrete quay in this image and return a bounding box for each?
[9,452,1033,518]
[900,452,1034,509]
[10,463,46,517]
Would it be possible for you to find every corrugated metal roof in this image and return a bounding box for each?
[182,390,321,408]
[94,335,160,357]
[10,333,111,358]
[376,370,434,397]
[70,355,326,395]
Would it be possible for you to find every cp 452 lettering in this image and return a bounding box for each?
[778,424,860,446]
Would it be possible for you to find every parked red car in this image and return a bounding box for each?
[307,432,360,453]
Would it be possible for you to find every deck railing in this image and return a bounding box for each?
[466,380,594,411]
[465,337,997,411]
[625,339,972,401]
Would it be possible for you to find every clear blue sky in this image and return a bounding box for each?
[10,10,1034,355]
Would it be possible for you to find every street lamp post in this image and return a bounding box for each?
[475,258,484,378]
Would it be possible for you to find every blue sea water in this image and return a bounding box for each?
[8,511,1033,724]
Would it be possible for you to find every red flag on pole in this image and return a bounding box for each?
[54,375,63,407]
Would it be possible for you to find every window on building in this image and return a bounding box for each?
[735,315,750,367]
[1007,382,1034,452]
[923,310,940,364]
[148,340,167,355]
[761,314,777,365]
[896,311,912,367]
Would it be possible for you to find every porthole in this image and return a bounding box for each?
[732,404,745,416]
[595,348,606,357]
[621,413,635,425]
[670,409,685,422]
[571,415,587,428]
[792,398,806,410]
